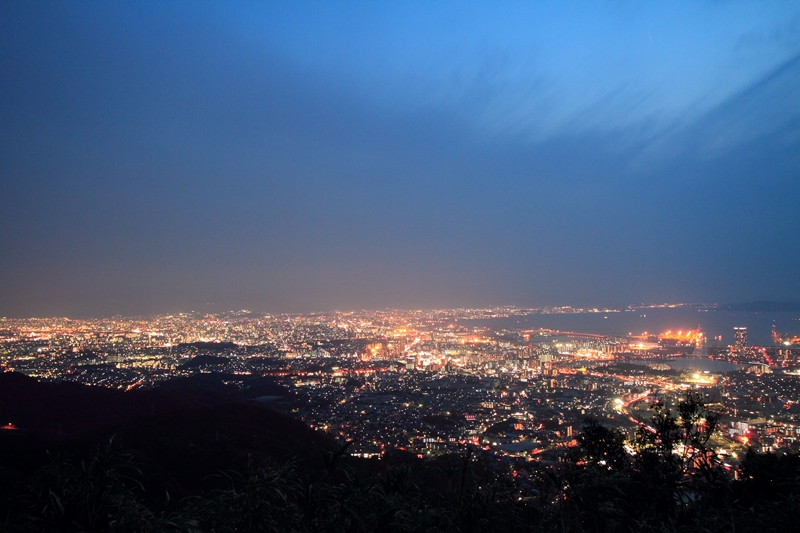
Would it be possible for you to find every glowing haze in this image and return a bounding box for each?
[1,1,799,317]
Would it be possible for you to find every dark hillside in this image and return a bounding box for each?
[0,372,289,434]
[108,401,337,492]
[0,372,334,495]
[0,372,234,433]
[0,372,179,433]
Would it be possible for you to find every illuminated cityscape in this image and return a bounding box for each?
[3,304,799,461]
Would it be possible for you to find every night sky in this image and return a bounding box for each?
[2,1,799,317]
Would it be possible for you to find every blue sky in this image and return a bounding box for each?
[1,1,799,316]
[228,2,797,139]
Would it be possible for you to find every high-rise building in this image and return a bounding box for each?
[734,327,748,354]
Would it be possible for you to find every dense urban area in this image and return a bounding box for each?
[3,303,800,465]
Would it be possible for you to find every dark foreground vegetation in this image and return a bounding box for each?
[1,374,798,532]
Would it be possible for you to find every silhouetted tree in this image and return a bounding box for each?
[575,417,628,472]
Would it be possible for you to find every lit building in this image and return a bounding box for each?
[734,327,748,354]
